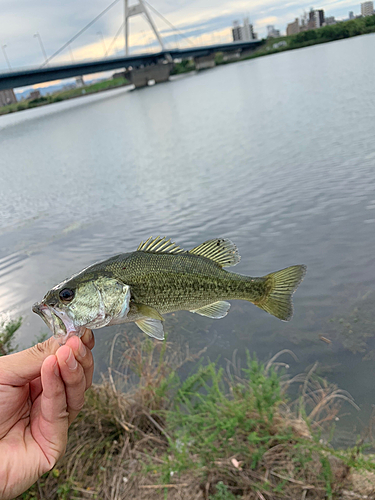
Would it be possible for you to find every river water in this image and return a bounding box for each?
[1,34,375,445]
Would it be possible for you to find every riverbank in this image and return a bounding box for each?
[0,76,129,116]
[1,321,374,499]
[216,14,375,67]
[1,15,374,118]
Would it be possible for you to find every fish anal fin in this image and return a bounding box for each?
[135,318,164,340]
[135,303,164,322]
[137,236,184,254]
[191,301,231,319]
[189,239,240,267]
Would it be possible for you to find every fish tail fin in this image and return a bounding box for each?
[255,265,306,321]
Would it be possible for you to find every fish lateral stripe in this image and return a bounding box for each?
[189,238,241,267]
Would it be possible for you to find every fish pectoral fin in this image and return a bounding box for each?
[191,301,231,319]
[135,318,165,340]
[134,303,164,321]
[189,239,240,267]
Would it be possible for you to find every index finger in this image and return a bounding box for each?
[0,336,61,385]
[80,328,95,351]
[29,330,94,403]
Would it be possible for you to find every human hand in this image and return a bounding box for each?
[0,329,95,500]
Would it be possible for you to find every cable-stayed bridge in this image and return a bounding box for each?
[0,0,262,91]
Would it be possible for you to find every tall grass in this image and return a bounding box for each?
[0,317,22,355]
[16,333,374,500]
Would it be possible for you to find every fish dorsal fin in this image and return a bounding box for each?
[137,236,184,254]
[189,238,240,267]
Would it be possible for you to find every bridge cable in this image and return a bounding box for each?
[105,21,125,57]
[143,1,195,47]
[41,0,121,67]
[105,2,190,58]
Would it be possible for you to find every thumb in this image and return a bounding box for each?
[1,336,60,385]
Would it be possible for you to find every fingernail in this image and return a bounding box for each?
[79,340,87,357]
[66,349,78,370]
[53,361,60,377]
[86,329,93,343]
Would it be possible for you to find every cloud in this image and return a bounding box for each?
[0,0,361,70]
[256,16,278,27]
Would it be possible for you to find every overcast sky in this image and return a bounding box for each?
[0,0,361,71]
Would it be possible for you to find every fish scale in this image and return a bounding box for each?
[106,252,255,313]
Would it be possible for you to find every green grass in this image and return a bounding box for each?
[50,76,129,101]
[216,15,375,66]
[170,59,196,75]
[158,353,374,498]
[1,320,372,499]
[0,317,22,355]
[16,333,374,499]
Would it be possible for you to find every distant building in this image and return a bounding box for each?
[232,21,242,41]
[324,16,336,25]
[309,8,325,28]
[286,18,300,36]
[0,88,17,107]
[349,11,355,19]
[361,1,374,16]
[299,18,308,31]
[232,18,257,42]
[222,51,241,62]
[29,90,41,100]
[243,17,257,40]
[76,76,85,87]
[267,25,281,38]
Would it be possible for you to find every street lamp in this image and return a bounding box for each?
[97,31,107,56]
[1,44,11,70]
[33,32,48,65]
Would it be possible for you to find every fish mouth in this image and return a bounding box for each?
[32,302,82,343]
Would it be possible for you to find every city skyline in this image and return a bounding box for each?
[0,0,369,71]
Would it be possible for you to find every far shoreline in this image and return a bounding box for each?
[1,14,375,117]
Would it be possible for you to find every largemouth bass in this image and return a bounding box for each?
[33,237,306,343]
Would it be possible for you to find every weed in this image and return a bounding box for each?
[0,316,22,355]
[11,333,374,499]
[210,481,237,500]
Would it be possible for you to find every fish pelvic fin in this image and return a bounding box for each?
[255,265,307,321]
[189,238,240,267]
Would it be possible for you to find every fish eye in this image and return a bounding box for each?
[59,288,75,302]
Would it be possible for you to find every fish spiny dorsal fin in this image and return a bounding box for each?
[137,236,185,254]
[189,238,241,267]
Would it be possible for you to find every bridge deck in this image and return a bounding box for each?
[0,41,262,90]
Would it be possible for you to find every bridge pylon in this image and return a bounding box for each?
[124,0,165,55]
